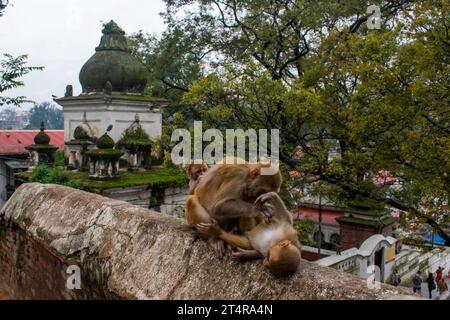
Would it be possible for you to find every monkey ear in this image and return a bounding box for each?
[249,167,261,179]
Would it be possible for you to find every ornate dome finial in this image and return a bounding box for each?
[79,20,147,94]
[34,122,50,145]
[101,20,125,36]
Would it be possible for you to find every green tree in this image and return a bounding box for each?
[0,53,43,107]
[0,0,9,17]
[26,102,64,129]
[130,27,204,121]
[165,0,450,244]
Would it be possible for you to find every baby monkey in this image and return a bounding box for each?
[197,192,301,277]
[186,162,209,194]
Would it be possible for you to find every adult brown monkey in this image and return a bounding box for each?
[197,192,302,277]
[185,162,282,257]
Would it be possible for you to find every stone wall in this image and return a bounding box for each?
[0,183,418,300]
[92,186,188,217]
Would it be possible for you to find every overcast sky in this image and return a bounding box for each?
[1,0,166,110]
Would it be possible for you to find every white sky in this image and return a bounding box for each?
[0,0,166,110]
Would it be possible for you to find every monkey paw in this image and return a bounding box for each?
[210,239,225,259]
[196,220,221,238]
[254,192,278,206]
[255,193,277,222]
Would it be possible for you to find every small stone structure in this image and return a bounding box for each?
[65,112,96,171]
[117,114,152,171]
[0,183,419,300]
[85,127,124,180]
[25,122,58,168]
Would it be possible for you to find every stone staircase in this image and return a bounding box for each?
[394,246,450,286]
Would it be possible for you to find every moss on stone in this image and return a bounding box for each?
[74,168,188,190]
[15,168,188,191]
[74,126,91,140]
[95,133,116,149]
[65,140,95,146]
[85,149,123,156]
[118,127,152,147]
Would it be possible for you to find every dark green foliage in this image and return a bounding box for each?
[54,151,65,166]
[118,127,151,146]
[294,219,317,247]
[164,0,449,244]
[30,164,81,189]
[0,53,43,107]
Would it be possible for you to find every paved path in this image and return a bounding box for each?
[416,279,450,300]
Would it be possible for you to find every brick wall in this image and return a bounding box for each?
[339,223,393,250]
[0,221,76,299]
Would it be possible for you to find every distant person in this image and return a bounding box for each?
[413,270,422,294]
[436,266,443,283]
[438,276,448,295]
[426,272,436,299]
[392,270,401,287]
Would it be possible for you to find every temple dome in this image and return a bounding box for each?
[79,20,147,94]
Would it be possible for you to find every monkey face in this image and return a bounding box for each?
[195,166,208,178]
[264,240,301,277]
[188,163,208,180]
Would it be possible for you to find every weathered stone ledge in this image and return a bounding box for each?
[0,183,418,300]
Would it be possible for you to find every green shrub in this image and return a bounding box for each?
[30,164,81,189]
[55,151,65,166]
[294,219,317,247]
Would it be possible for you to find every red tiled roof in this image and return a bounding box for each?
[0,130,65,155]
[297,206,344,226]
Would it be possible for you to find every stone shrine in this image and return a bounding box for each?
[55,20,168,146]
[25,122,58,169]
